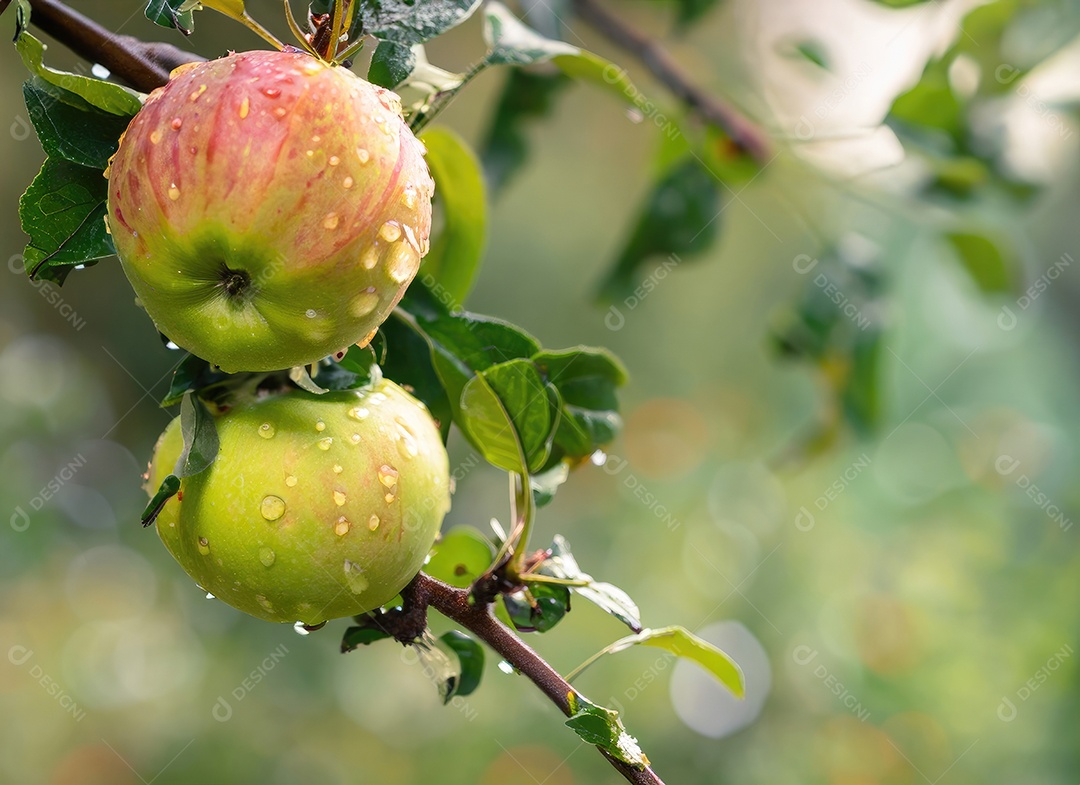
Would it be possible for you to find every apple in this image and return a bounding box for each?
[107,50,434,373]
[147,380,450,624]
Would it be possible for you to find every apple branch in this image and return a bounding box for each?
[22,0,203,92]
[569,0,770,161]
[411,573,667,785]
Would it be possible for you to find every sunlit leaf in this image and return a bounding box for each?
[570,625,744,698]
[425,527,495,588]
[419,127,487,307]
[15,29,143,115]
[539,535,642,631]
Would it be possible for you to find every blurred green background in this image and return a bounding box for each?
[3,1,1080,783]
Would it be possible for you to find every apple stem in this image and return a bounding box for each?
[411,572,668,785]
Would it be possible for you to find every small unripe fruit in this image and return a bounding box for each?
[147,381,450,624]
[108,50,434,373]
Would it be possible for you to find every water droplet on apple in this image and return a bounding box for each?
[359,245,381,270]
[348,407,369,421]
[150,129,162,145]
[356,147,370,164]
[258,422,275,438]
[261,86,281,98]
[168,183,181,201]
[343,176,354,189]
[318,437,333,451]
[197,536,211,555]
[315,420,326,432]
[323,212,340,230]
[379,221,402,243]
[239,96,250,118]
[334,516,350,536]
[305,309,317,318]
[171,117,183,130]
[368,514,380,531]
[378,464,399,489]
[285,474,298,487]
[368,392,388,406]
[401,188,419,210]
[256,594,274,611]
[343,560,368,594]
[386,241,418,284]
[261,495,286,521]
[350,290,379,318]
[259,547,276,566]
[349,433,361,444]
[333,464,343,474]
[273,106,287,119]
[333,490,347,506]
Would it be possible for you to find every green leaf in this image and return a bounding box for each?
[340,625,393,652]
[23,81,129,169]
[480,68,569,193]
[483,1,578,65]
[482,3,641,107]
[368,40,417,89]
[480,359,558,473]
[15,30,143,116]
[382,312,453,440]
[360,0,482,46]
[571,626,745,699]
[530,461,569,507]
[145,0,195,33]
[425,527,495,588]
[540,535,642,632]
[458,372,528,474]
[140,474,180,527]
[946,232,1014,294]
[412,307,541,421]
[18,157,114,284]
[597,155,720,303]
[418,127,487,308]
[533,347,627,462]
[161,354,231,408]
[565,693,647,769]
[437,631,485,698]
[175,392,219,477]
[503,582,571,633]
[791,40,829,70]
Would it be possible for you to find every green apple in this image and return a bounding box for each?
[107,50,433,373]
[147,380,450,624]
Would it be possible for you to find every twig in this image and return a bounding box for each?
[26,0,202,92]
[412,573,666,785]
[570,0,769,161]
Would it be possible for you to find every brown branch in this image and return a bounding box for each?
[26,0,203,93]
[412,573,666,785]
[570,0,770,162]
